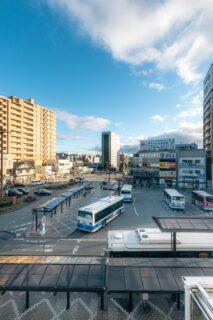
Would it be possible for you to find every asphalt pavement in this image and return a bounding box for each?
[0,181,209,256]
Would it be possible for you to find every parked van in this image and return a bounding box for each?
[30,179,44,186]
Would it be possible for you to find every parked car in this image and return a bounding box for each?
[16,188,29,195]
[34,189,52,196]
[7,189,22,197]
[11,183,25,188]
[25,196,37,203]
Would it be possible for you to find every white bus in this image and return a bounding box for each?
[120,184,133,202]
[108,228,213,258]
[78,196,124,232]
[30,179,44,186]
[164,188,185,209]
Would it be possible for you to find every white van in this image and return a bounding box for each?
[30,179,44,186]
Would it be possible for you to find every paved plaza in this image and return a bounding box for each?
[0,179,211,319]
[0,291,184,320]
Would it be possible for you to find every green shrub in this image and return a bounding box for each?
[0,198,12,207]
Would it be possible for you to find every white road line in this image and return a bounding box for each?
[133,197,140,216]
[133,205,139,216]
[72,245,79,254]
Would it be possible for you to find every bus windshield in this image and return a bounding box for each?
[121,191,131,194]
[173,196,184,201]
[206,197,213,203]
[78,210,92,219]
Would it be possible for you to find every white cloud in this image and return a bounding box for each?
[149,82,165,91]
[122,121,203,152]
[153,121,203,146]
[151,114,166,122]
[56,110,110,131]
[114,121,123,127]
[175,90,203,119]
[45,0,213,83]
[176,106,202,118]
[127,135,147,143]
[57,134,87,140]
[176,104,181,108]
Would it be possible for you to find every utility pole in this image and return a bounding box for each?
[0,126,5,201]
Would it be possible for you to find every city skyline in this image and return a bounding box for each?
[0,1,213,153]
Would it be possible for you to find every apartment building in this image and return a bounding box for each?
[101,131,120,169]
[0,95,56,163]
[203,64,213,188]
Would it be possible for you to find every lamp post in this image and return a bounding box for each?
[0,126,5,201]
[0,127,14,201]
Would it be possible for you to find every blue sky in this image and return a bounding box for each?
[1,0,213,153]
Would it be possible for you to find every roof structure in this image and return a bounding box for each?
[153,216,213,233]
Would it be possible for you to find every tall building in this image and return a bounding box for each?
[101,131,120,169]
[203,64,213,188]
[0,95,56,163]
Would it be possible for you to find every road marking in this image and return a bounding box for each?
[133,205,139,216]
[133,196,140,216]
[72,245,79,254]
[60,238,106,242]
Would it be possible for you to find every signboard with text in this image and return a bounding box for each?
[159,162,176,169]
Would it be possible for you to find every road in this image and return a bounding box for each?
[0,181,209,256]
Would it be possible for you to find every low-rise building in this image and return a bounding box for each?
[177,149,206,189]
[57,159,73,177]
[13,162,34,184]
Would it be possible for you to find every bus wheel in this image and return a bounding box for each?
[102,220,106,228]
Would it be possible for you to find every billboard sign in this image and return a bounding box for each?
[159,162,176,169]
[159,170,176,178]
[0,154,13,169]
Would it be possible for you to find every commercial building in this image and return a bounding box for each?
[129,150,161,183]
[101,131,120,169]
[129,138,176,183]
[175,143,198,151]
[176,149,206,189]
[203,64,213,188]
[0,95,56,163]
[140,139,175,151]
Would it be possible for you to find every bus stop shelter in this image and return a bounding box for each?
[35,197,66,230]
[34,183,91,231]
[152,216,213,257]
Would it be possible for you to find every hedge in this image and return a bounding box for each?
[0,198,12,207]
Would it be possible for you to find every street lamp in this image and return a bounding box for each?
[0,127,14,201]
[0,126,6,201]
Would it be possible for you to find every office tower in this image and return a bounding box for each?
[0,95,56,163]
[101,131,120,169]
